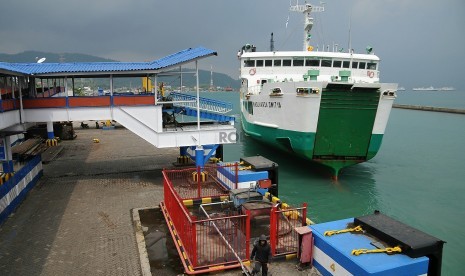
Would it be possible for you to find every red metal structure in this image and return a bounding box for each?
[160,165,309,274]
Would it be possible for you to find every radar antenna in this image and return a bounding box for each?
[289,1,325,51]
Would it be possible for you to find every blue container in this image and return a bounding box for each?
[310,218,429,276]
[216,164,268,190]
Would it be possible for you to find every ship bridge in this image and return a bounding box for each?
[0,47,236,173]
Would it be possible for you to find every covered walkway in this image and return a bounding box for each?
[1,46,235,152]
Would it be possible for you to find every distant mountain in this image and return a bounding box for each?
[0,51,240,89]
[0,51,115,63]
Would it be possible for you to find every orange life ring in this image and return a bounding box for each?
[249,68,256,75]
[367,71,375,78]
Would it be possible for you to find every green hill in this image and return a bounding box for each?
[0,51,240,89]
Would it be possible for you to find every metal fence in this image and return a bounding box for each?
[270,203,307,256]
[163,165,309,273]
[194,210,250,268]
[162,168,250,273]
[163,164,238,200]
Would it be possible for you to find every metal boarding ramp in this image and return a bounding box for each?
[169,92,233,114]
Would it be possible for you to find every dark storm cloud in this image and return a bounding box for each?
[1,0,464,87]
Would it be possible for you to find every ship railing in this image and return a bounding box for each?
[169,92,233,114]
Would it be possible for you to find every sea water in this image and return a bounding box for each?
[198,90,465,274]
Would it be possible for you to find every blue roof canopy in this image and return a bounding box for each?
[0,47,216,76]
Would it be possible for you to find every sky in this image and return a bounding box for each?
[1,0,464,88]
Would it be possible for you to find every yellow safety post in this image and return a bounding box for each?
[46,138,58,147]
[192,171,208,182]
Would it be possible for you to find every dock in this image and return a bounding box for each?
[0,126,319,276]
[393,104,465,114]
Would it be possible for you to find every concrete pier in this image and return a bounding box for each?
[0,125,319,276]
[393,104,465,114]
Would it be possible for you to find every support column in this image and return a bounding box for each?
[195,146,204,166]
[1,136,15,181]
[65,77,68,100]
[179,66,182,93]
[193,146,207,182]
[11,77,15,99]
[45,121,58,146]
[154,74,158,100]
[41,79,45,98]
[110,75,114,122]
[19,78,24,124]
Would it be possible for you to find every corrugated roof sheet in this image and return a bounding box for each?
[0,47,216,75]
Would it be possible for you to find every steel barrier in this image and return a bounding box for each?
[163,165,236,200]
[113,95,155,106]
[0,99,20,112]
[23,98,67,108]
[68,96,111,107]
[194,211,249,268]
[22,95,154,109]
[163,168,250,273]
[270,203,307,256]
[163,174,197,266]
[162,165,309,274]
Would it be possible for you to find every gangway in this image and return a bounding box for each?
[169,92,233,114]
[172,106,235,123]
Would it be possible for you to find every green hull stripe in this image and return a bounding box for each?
[241,114,384,175]
[241,114,315,157]
[367,134,384,160]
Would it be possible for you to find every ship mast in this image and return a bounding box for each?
[289,1,325,51]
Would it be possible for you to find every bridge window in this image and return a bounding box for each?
[359,62,366,69]
[244,60,255,67]
[351,61,358,69]
[274,60,282,67]
[321,59,332,67]
[306,59,320,66]
[283,59,292,66]
[342,61,350,68]
[256,60,264,67]
[293,59,304,66]
[367,62,377,70]
[265,60,272,67]
[333,60,342,68]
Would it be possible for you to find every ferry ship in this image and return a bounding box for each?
[412,86,437,91]
[238,2,397,178]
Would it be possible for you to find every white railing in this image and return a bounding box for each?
[169,92,233,114]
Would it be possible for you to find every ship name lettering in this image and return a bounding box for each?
[252,101,281,108]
